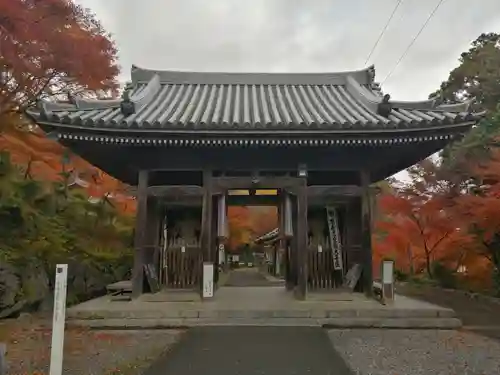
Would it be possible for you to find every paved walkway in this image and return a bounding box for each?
[224,268,280,287]
[144,326,353,375]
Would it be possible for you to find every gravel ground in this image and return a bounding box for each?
[397,283,500,341]
[1,317,183,375]
[328,329,500,375]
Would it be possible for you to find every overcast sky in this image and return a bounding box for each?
[75,0,499,181]
[77,0,500,100]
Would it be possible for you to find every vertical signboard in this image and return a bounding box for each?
[326,206,343,271]
[49,264,68,375]
[202,262,214,298]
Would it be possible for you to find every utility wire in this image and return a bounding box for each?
[364,0,403,66]
[381,0,446,84]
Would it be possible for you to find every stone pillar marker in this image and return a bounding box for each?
[0,342,6,375]
[381,260,395,305]
[202,263,214,298]
[49,264,68,375]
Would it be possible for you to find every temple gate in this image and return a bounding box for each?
[26,65,481,300]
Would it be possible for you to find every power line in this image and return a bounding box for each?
[364,0,403,66]
[381,0,446,84]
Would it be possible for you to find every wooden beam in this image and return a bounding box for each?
[212,176,301,192]
[307,185,362,197]
[132,169,148,298]
[148,185,203,196]
[361,170,373,297]
[128,184,367,199]
[158,194,357,207]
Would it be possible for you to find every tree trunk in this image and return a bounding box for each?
[407,244,414,275]
[424,249,433,278]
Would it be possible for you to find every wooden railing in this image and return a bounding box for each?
[307,246,342,289]
[164,246,202,289]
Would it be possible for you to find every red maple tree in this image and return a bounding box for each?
[0,0,119,118]
[375,160,472,278]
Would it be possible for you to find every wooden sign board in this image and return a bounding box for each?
[342,263,362,291]
[144,263,160,293]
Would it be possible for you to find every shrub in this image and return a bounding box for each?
[394,269,409,281]
[431,261,457,289]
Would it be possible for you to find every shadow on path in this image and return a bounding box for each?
[144,326,353,375]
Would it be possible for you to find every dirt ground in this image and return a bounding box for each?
[0,315,183,375]
[397,283,500,341]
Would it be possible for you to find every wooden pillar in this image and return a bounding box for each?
[345,200,361,270]
[212,194,219,284]
[361,170,373,296]
[144,197,162,272]
[132,170,149,298]
[200,170,213,295]
[282,192,296,290]
[278,191,288,287]
[295,178,308,300]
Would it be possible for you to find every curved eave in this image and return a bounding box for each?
[130,64,376,85]
[31,117,477,139]
[254,228,279,244]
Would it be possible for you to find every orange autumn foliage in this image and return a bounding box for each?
[227,206,278,252]
[373,159,478,279]
[372,154,500,288]
[0,128,136,214]
[227,206,253,251]
[374,193,472,277]
[0,0,119,116]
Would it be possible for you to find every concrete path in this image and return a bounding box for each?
[225,268,278,287]
[144,326,353,375]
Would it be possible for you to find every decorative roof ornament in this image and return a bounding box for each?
[367,65,376,84]
[67,92,77,105]
[371,82,383,95]
[377,94,392,118]
[120,82,135,116]
[429,91,444,106]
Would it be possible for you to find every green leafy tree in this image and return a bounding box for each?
[430,33,500,113]
[429,33,500,190]
[0,150,133,305]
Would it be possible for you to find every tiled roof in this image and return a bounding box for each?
[254,228,279,244]
[27,65,482,133]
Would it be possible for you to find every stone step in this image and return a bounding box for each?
[68,316,462,329]
[67,306,456,320]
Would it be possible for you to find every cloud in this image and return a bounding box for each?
[77,0,500,100]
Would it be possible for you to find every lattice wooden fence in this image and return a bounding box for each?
[164,246,202,289]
